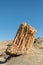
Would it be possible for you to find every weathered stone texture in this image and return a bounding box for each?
[6,23,36,55]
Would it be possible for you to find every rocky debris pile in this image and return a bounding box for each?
[0,41,12,55]
[34,38,43,49]
[0,41,12,62]
[6,23,36,55]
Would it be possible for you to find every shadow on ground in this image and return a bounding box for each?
[0,54,21,64]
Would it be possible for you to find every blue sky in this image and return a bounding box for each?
[0,0,43,41]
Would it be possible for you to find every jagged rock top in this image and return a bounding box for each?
[19,23,37,36]
[21,23,36,32]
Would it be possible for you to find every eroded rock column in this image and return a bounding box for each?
[6,23,36,55]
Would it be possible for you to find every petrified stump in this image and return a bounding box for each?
[6,23,36,55]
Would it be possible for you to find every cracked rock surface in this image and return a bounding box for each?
[6,23,36,55]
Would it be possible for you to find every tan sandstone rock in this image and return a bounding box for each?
[6,23,36,55]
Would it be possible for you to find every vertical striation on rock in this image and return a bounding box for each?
[6,23,36,55]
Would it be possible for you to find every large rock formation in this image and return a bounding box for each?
[6,23,36,55]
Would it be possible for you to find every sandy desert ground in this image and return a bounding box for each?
[1,51,43,65]
[0,38,43,65]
